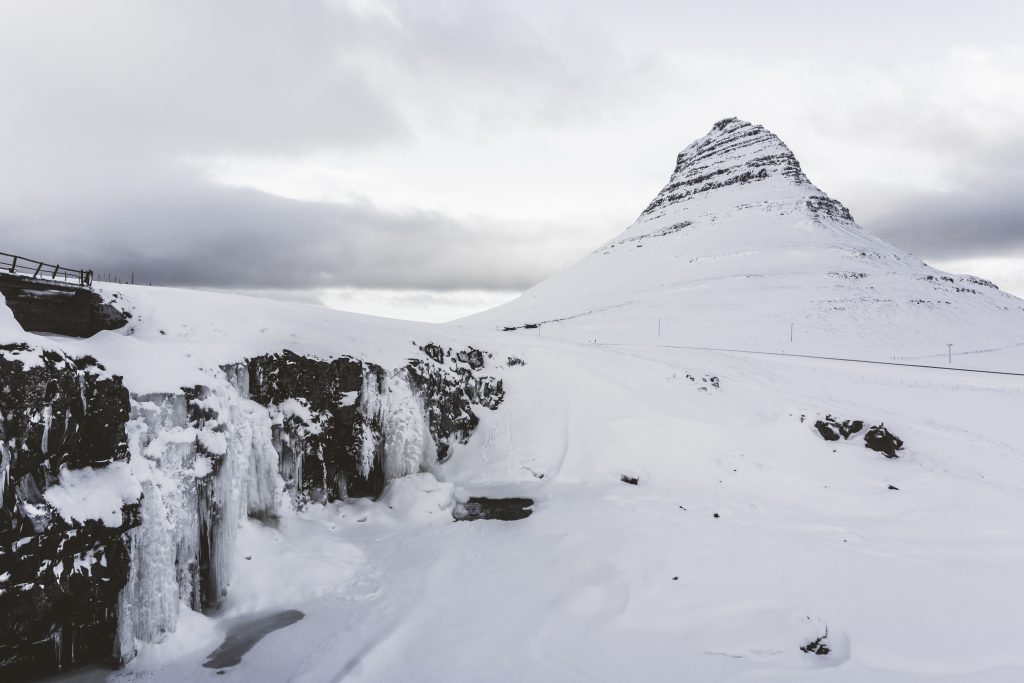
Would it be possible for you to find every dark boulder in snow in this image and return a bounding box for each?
[0,344,138,676]
[801,632,831,656]
[455,347,485,370]
[864,424,903,459]
[814,415,864,441]
[420,343,445,364]
[454,497,533,521]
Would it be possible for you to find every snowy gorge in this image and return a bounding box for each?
[3,118,1024,681]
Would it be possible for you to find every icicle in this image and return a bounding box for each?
[380,370,432,481]
[41,404,52,454]
[52,626,62,670]
[116,373,284,659]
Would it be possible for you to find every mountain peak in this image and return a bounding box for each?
[641,117,851,224]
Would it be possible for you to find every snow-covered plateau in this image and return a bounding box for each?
[3,118,1024,682]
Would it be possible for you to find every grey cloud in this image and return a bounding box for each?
[871,186,1024,261]
[0,169,565,291]
[1,0,1023,299]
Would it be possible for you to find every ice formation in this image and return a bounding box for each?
[116,372,284,660]
[114,361,450,661]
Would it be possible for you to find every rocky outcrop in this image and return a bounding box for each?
[243,346,504,503]
[813,415,904,459]
[408,344,504,463]
[243,351,383,502]
[0,343,138,676]
[814,415,864,441]
[0,274,128,338]
[864,424,903,459]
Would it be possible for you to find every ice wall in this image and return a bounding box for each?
[110,345,504,664]
[115,374,284,661]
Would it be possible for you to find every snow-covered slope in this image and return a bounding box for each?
[4,118,1024,682]
[468,118,1024,370]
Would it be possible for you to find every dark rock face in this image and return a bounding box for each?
[407,345,504,463]
[244,346,504,502]
[620,475,639,485]
[814,415,864,441]
[0,344,137,676]
[453,497,533,521]
[864,424,903,459]
[245,351,384,502]
[0,274,128,338]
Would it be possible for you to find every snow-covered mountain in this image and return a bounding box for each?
[3,119,1024,682]
[470,118,1024,369]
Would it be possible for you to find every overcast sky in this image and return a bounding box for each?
[2,1,1022,320]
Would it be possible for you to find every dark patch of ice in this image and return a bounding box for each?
[202,609,305,669]
[453,497,533,521]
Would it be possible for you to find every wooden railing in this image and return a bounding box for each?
[0,252,93,287]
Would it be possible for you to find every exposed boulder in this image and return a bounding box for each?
[864,424,903,459]
[814,415,864,441]
[800,631,831,656]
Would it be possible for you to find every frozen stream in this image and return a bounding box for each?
[203,610,305,670]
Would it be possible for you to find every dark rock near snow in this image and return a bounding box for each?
[0,344,137,676]
[454,347,485,370]
[814,415,864,441]
[453,497,533,521]
[0,273,128,338]
[620,474,639,485]
[420,343,445,365]
[406,348,504,463]
[244,351,383,502]
[864,424,903,459]
[801,632,831,656]
[243,346,504,502]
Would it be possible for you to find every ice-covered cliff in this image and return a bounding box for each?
[0,286,509,675]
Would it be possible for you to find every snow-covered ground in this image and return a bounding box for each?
[17,118,1024,681]
[51,333,1024,682]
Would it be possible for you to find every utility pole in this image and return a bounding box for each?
[790,322,794,343]
[658,318,661,337]
[947,343,953,365]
